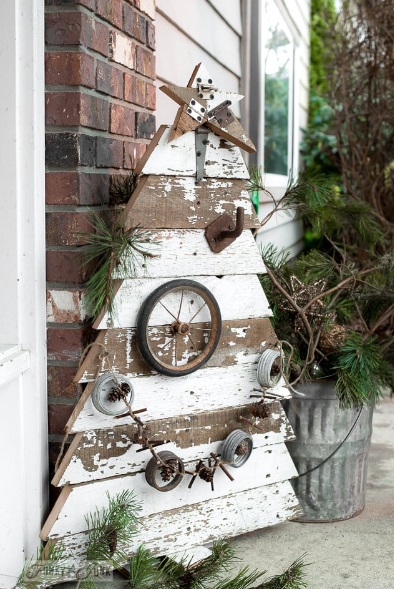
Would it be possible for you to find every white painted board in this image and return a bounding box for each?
[45,481,302,564]
[43,446,298,540]
[96,274,271,329]
[71,364,289,433]
[114,230,264,280]
[140,127,249,178]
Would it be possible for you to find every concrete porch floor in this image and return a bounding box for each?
[230,395,394,589]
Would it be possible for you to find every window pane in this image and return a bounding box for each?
[264,1,292,175]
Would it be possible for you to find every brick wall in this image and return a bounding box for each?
[45,0,156,488]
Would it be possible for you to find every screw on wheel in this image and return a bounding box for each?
[221,430,253,468]
[136,279,222,376]
[145,450,185,492]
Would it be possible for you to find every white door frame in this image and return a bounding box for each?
[0,1,47,587]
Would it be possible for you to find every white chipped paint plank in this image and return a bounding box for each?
[56,414,295,486]
[95,274,271,329]
[113,230,265,280]
[140,127,249,178]
[43,444,298,540]
[70,363,289,433]
[46,481,301,564]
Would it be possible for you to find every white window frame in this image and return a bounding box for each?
[0,1,47,586]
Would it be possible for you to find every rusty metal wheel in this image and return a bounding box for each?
[145,450,185,492]
[136,279,222,376]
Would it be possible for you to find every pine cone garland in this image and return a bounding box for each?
[199,465,214,483]
[107,382,131,403]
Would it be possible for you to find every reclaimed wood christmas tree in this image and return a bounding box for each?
[41,64,301,563]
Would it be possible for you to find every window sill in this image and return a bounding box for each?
[0,345,30,388]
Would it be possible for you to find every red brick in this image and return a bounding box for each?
[48,403,75,434]
[45,12,84,46]
[135,45,155,79]
[47,364,82,399]
[45,0,95,8]
[96,61,124,98]
[46,133,95,167]
[124,73,145,105]
[146,81,156,110]
[47,326,87,362]
[146,20,155,50]
[46,172,110,206]
[46,211,93,246]
[135,111,155,139]
[85,17,109,56]
[124,141,146,169]
[46,172,79,205]
[46,92,81,126]
[110,103,135,136]
[96,0,123,28]
[46,249,93,283]
[45,52,95,88]
[96,137,124,168]
[123,4,146,43]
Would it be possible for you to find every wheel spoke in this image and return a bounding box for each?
[176,290,184,321]
[189,301,207,323]
[187,332,199,354]
[158,300,178,321]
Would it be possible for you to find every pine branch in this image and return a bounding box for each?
[85,490,141,565]
[82,211,156,320]
[255,555,309,589]
[15,542,66,589]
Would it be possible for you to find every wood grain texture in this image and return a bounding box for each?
[43,447,298,540]
[77,318,277,382]
[139,126,249,178]
[45,481,302,563]
[94,274,270,330]
[124,176,260,229]
[54,402,295,486]
[67,363,290,434]
[111,229,265,280]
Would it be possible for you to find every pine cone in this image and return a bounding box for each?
[199,465,214,483]
[159,458,178,482]
[251,401,270,419]
[235,440,250,456]
[107,382,130,403]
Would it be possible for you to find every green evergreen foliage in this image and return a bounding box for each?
[82,212,155,320]
[109,172,140,206]
[15,543,65,589]
[258,172,394,407]
[257,556,308,589]
[85,490,141,563]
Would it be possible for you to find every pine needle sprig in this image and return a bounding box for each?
[82,212,156,320]
[255,555,309,589]
[128,545,165,589]
[109,171,139,206]
[85,490,141,564]
[211,567,265,589]
[15,542,65,589]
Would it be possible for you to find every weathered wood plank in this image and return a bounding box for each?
[112,230,265,281]
[138,126,249,178]
[54,402,295,486]
[124,176,260,230]
[78,318,277,382]
[94,275,271,330]
[67,364,290,434]
[46,481,302,564]
[43,445,298,540]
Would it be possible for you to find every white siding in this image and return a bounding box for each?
[155,0,311,257]
[155,0,243,128]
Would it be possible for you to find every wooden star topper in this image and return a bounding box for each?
[160,63,256,153]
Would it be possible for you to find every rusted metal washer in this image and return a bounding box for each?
[145,450,185,492]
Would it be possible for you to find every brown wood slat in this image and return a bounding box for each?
[123,176,260,229]
[53,401,294,486]
[75,318,278,383]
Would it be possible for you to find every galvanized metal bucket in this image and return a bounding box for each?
[283,380,374,522]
